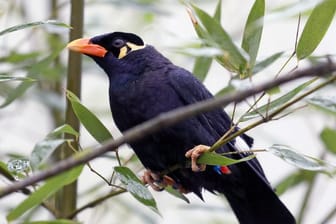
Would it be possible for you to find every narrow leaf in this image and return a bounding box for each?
[30,139,66,170]
[253,52,284,74]
[0,161,16,181]
[320,127,336,154]
[0,47,64,108]
[275,170,315,195]
[114,166,159,213]
[297,0,336,59]
[242,78,316,121]
[268,144,333,172]
[213,0,222,22]
[47,124,79,139]
[165,186,190,203]
[7,165,83,221]
[0,76,35,82]
[192,4,248,75]
[0,81,34,108]
[192,56,212,81]
[25,219,80,224]
[66,90,112,143]
[198,152,255,166]
[242,0,265,70]
[307,95,336,116]
[0,20,71,36]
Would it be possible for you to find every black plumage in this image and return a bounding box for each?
[67,32,296,224]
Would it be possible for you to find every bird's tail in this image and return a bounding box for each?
[211,163,296,224]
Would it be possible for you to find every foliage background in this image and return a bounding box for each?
[0,0,336,223]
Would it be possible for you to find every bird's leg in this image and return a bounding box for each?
[185,144,210,172]
[142,169,167,191]
[142,169,191,194]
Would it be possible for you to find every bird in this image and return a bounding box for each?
[67,32,296,224]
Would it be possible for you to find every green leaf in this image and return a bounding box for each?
[242,78,316,121]
[0,47,64,108]
[0,20,71,36]
[191,4,248,75]
[242,0,265,71]
[165,185,190,203]
[198,152,255,166]
[307,96,336,116]
[320,127,336,154]
[47,124,79,139]
[297,0,336,59]
[268,144,333,172]
[213,0,222,22]
[24,219,80,224]
[192,56,212,82]
[0,161,16,181]
[30,139,66,170]
[0,51,40,63]
[253,52,284,74]
[66,90,112,143]
[6,165,83,221]
[0,76,35,82]
[275,170,315,195]
[114,166,159,214]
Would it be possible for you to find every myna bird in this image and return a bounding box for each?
[67,32,296,224]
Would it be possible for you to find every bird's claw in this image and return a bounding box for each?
[142,170,191,194]
[185,144,210,172]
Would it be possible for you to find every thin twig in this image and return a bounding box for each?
[0,62,335,198]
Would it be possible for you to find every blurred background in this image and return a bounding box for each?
[0,0,336,223]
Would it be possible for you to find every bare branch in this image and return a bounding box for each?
[0,62,335,198]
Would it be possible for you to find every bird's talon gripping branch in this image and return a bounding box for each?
[142,170,165,191]
[185,144,210,172]
[142,170,191,194]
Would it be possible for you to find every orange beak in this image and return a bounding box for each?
[66,38,108,57]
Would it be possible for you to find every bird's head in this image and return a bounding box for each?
[67,32,145,59]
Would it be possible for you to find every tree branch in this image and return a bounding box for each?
[0,62,335,198]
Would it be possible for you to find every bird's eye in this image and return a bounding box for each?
[112,39,125,48]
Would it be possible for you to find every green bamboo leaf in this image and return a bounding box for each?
[253,51,284,74]
[320,127,336,154]
[0,76,35,82]
[66,90,112,143]
[192,56,212,81]
[0,47,64,108]
[268,144,333,172]
[242,0,265,71]
[213,0,222,22]
[24,219,80,224]
[114,166,159,214]
[192,4,248,75]
[275,170,315,195]
[297,0,336,59]
[0,20,71,36]
[30,139,66,170]
[198,152,255,166]
[47,124,79,139]
[242,78,316,121]
[165,185,190,203]
[307,96,336,116]
[0,51,40,63]
[6,165,83,221]
[0,161,16,181]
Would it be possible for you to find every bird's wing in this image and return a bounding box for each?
[167,66,267,180]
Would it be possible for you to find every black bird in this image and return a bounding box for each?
[67,32,296,224]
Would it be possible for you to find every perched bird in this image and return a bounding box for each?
[67,32,296,224]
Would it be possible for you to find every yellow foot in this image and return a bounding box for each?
[185,144,210,172]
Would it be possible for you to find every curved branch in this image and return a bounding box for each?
[0,62,335,198]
